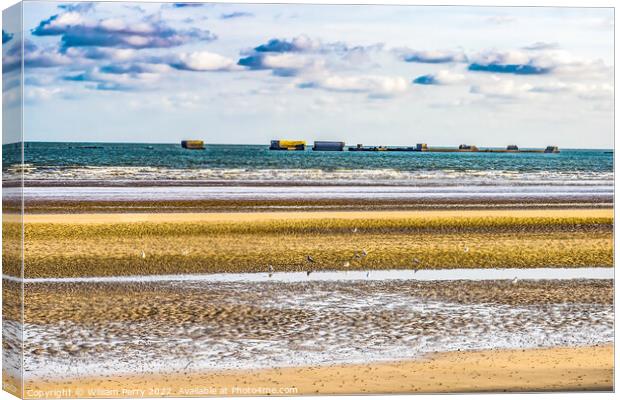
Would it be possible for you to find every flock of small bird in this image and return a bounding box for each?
[139,236,510,282]
[263,242,475,278]
[266,247,374,278]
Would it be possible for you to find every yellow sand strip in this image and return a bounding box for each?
[23,208,613,224]
[15,345,613,397]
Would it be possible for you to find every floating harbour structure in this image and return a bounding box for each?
[269,139,560,153]
[181,140,205,150]
[459,144,479,151]
[349,144,414,152]
[313,141,346,151]
[270,140,306,150]
[544,146,560,153]
[350,144,560,153]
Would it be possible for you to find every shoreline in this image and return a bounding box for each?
[13,345,613,396]
[6,186,612,214]
[17,196,614,214]
[14,177,611,188]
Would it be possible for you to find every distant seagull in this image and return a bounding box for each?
[306,255,315,263]
[140,250,146,259]
[512,277,518,285]
[268,265,274,278]
[352,227,358,233]
[343,261,350,268]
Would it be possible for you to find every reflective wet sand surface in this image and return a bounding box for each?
[13,278,612,381]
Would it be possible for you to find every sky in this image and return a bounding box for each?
[2,2,615,148]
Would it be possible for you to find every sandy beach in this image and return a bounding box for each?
[14,345,613,397]
[4,203,613,393]
[9,208,611,278]
[4,277,611,394]
[19,207,615,224]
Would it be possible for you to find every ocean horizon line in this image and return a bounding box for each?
[2,140,614,151]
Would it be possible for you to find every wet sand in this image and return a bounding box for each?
[15,345,613,396]
[18,192,613,214]
[8,208,612,277]
[6,279,611,384]
[3,207,613,394]
[20,207,614,224]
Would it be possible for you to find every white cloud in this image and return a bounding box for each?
[25,86,68,102]
[130,92,204,110]
[51,11,85,28]
[25,46,74,69]
[470,49,534,66]
[289,35,322,52]
[300,74,409,97]
[67,47,139,62]
[66,66,164,91]
[172,51,238,71]
[399,48,467,64]
[522,42,560,51]
[471,77,613,101]
[435,70,465,84]
[571,83,613,100]
[470,77,534,99]
[261,53,313,70]
[531,82,613,100]
[33,9,215,49]
[468,48,610,77]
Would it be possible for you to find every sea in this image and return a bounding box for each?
[2,142,614,202]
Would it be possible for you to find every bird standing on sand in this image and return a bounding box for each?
[306,256,315,276]
[412,258,421,273]
[343,261,350,268]
[512,277,519,285]
[411,258,421,274]
[268,265,274,278]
